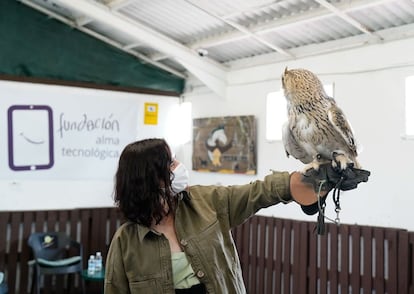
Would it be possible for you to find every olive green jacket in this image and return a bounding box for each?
[104,171,292,294]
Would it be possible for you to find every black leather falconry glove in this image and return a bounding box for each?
[300,163,370,235]
[300,163,371,215]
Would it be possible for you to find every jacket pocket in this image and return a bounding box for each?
[129,279,162,293]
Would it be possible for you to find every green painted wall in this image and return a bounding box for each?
[0,0,184,94]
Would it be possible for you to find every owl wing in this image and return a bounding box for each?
[282,122,313,164]
[327,106,358,155]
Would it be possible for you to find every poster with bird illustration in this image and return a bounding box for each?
[192,115,256,174]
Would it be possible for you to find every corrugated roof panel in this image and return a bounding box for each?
[206,37,274,62]
[263,15,360,50]
[396,0,414,21]
[118,0,232,44]
[303,23,333,43]
[350,0,414,31]
[196,0,284,18]
[352,10,391,31]
[326,17,361,38]
[223,0,319,27]
[263,30,299,48]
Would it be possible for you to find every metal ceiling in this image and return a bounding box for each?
[18,0,414,95]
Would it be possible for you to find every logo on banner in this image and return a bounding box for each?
[7,105,54,171]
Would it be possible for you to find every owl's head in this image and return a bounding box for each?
[281,67,325,100]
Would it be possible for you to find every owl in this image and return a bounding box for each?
[281,67,360,171]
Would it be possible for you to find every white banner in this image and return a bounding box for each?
[0,81,140,180]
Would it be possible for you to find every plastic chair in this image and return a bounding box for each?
[0,272,8,294]
[28,232,85,294]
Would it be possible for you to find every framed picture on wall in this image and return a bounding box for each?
[192,115,257,174]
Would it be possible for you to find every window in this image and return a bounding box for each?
[174,101,192,144]
[266,84,334,141]
[266,91,286,141]
[405,76,414,137]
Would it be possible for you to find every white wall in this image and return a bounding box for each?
[181,37,414,231]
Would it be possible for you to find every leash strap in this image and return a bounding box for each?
[316,176,344,235]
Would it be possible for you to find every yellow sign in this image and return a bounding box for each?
[144,102,158,125]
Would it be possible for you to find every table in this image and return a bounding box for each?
[81,269,105,293]
[81,269,105,281]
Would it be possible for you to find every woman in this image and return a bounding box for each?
[104,138,368,293]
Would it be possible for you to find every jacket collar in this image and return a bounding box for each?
[136,191,192,242]
[137,225,151,241]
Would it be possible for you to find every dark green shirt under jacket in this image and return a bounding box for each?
[104,171,292,294]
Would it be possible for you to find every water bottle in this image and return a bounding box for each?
[87,255,96,275]
[95,251,103,272]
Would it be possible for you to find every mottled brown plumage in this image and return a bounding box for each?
[281,67,360,171]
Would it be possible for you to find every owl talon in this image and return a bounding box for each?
[301,159,323,174]
[332,152,349,170]
[301,163,318,174]
[301,154,334,173]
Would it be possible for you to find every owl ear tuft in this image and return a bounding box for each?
[284,66,288,74]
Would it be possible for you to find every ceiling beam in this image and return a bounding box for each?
[50,0,229,97]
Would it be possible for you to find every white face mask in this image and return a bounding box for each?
[171,162,189,194]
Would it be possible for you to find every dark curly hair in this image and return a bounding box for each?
[114,138,175,227]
